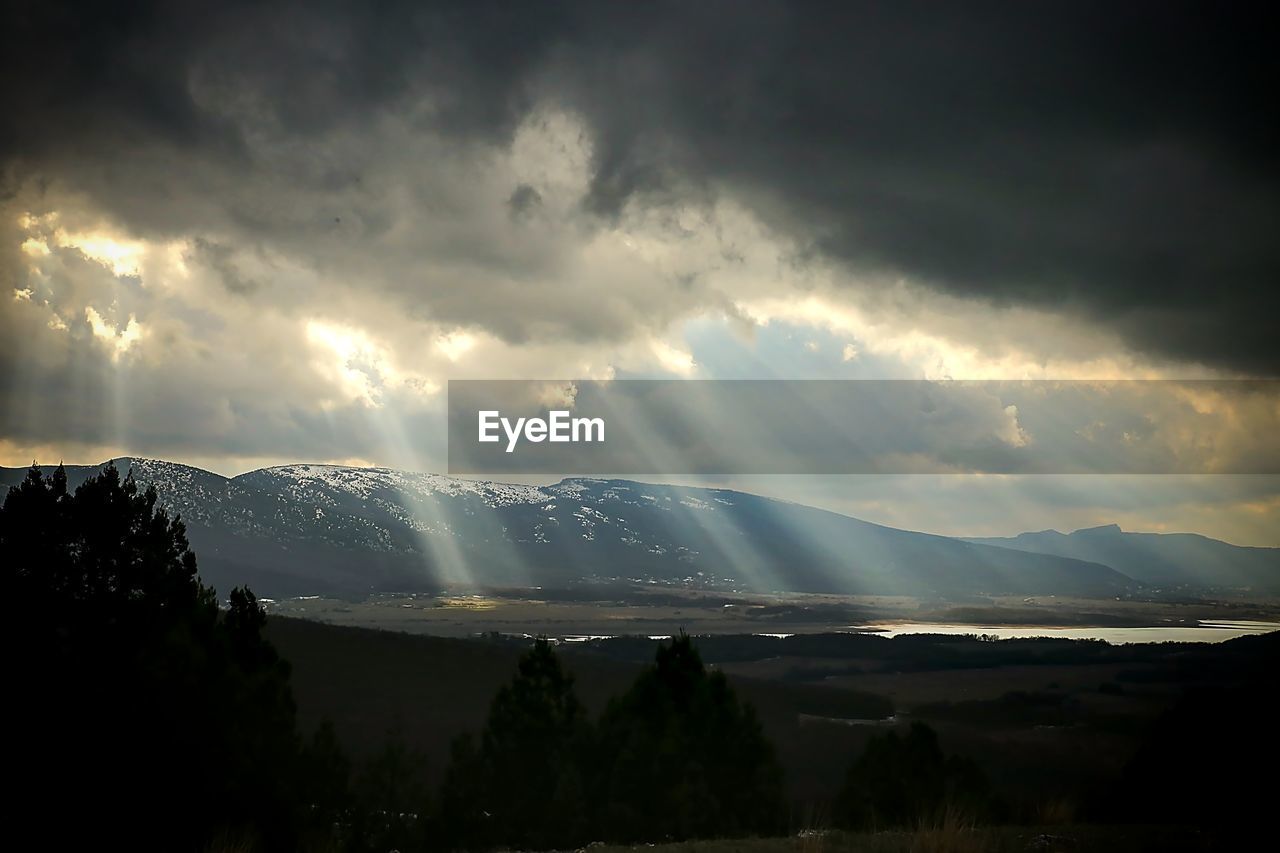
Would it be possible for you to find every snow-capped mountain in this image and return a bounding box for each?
[1,459,1134,599]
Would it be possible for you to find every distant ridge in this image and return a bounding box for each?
[968,524,1280,592]
[4,458,1134,600]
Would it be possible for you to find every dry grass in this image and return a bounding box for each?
[202,830,257,853]
[906,806,986,853]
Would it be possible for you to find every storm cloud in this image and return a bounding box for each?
[4,0,1277,370]
[3,1,1278,543]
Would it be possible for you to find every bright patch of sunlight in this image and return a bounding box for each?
[650,339,697,376]
[20,237,50,257]
[85,306,143,358]
[306,320,394,407]
[435,595,500,611]
[306,319,440,407]
[436,331,477,362]
[57,229,147,277]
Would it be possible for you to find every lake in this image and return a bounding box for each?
[847,619,1280,644]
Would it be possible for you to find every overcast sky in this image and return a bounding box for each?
[2,1,1277,543]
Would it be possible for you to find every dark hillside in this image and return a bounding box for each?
[267,617,893,801]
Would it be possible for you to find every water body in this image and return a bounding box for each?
[510,622,1280,645]
[848,619,1280,644]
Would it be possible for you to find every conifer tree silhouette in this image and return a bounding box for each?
[441,637,592,850]
[0,462,309,850]
[594,632,787,842]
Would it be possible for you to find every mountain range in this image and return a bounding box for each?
[967,525,1280,593]
[3,459,1274,599]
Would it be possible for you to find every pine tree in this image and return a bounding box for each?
[440,638,592,849]
[594,632,787,842]
[837,721,992,829]
[0,462,308,849]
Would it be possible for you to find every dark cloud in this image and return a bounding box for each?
[188,238,258,294]
[560,2,1280,372]
[4,1,1277,371]
[1,0,557,162]
[507,183,543,218]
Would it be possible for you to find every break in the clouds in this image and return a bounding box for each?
[2,1,1278,540]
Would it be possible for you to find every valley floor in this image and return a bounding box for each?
[263,586,1280,642]
[268,614,1280,816]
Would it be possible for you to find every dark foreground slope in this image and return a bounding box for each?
[266,617,893,803]
[269,616,1280,837]
[2,459,1132,599]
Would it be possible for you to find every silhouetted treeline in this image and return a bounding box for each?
[437,634,787,849]
[2,464,309,848]
[575,630,1222,671]
[594,634,787,842]
[837,721,995,829]
[438,637,594,849]
[0,464,787,851]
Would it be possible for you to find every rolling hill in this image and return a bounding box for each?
[2,459,1132,599]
